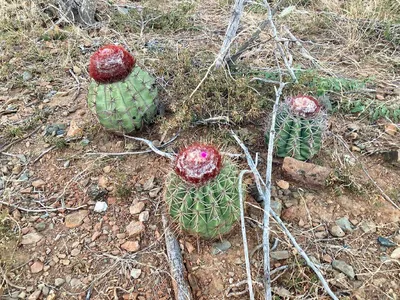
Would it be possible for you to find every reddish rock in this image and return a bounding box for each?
[121,241,140,252]
[32,179,46,188]
[91,231,101,241]
[65,210,88,228]
[30,261,44,273]
[276,180,289,190]
[126,221,145,236]
[122,293,139,300]
[282,157,331,188]
[281,206,300,222]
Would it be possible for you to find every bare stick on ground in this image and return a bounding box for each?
[215,0,246,68]
[161,214,193,300]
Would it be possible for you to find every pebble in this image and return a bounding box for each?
[129,202,145,215]
[27,290,41,300]
[35,222,46,232]
[30,261,44,273]
[32,179,46,188]
[329,225,345,237]
[360,220,376,233]
[276,180,289,190]
[91,231,101,241]
[270,251,290,260]
[211,240,231,255]
[130,268,142,279]
[70,248,81,256]
[18,291,27,299]
[65,210,88,228]
[21,232,43,245]
[271,199,282,217]
[335,217,353,232]
[126,221,145,236]
[139,211,149,222]
[390,247,400,259]
[103,166,111,173]
[70,278,82,289]
[378,237,397,247]
[315,231,328,239]
[149,187,162,198]
[94,201,108,213]
[143,176,155,190]
[54,278,65,287]
[332,260,355,279]
[98,176,109,188]
[121,241,140,252]
[22,71,33,81]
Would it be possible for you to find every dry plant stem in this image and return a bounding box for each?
[215,0,246,68]
[238,170,255,300]
[0,126,41,152]
[262,0,297,82]
[334,134,400,210]
[0,201,87,213]
[231,132,338,299]
[123,135,175,160]
[32,145,56,164]
[263,82,286,299]
[161,214,193,300]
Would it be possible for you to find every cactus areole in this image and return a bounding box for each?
[89,45,136,84]
[287,95,321,118]
[174,144,222,185]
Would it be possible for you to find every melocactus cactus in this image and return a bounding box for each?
[87,45,158,134]
[164,144,242,239]
[267,95,327,161]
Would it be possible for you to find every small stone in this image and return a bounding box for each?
[42,286,49,296]
[276,180,289,190]
[211,240,231,255]
[12,164,22,174]
[139,211,149,222]
[70,278,82,289]
[70,248,80,256]
[27,290,41,300]
[385,123,398,135]
[22,71,33,81]
[30,261,44,273]
[315,231,328,239]
[390,247,400,259]
[32,179,46,188]
[335,217,353,233]
[272,287,292,298]
[360,220,376,233]
[46,291,56,300]
[185,241,195,254]
[72,65,81,75]
[35,222,46,232]
[332,260,355,279]
[65,210,88,228]
[98,176,109,188]
[322,254,332,263]
[18,291,26,299]
[329,225,345,237]
[54,278,65,287]
[270,251,290,260]
[129,202,145,215]
[271,199,282,217]
[143,176,155,191]
[126,221,145,236]
[61,259,70,266]
[130,268,142,279]
[21,232,43,245]
[66,120,82,138]
[121,241,140,252]
[94,201,108,213]
[377,237,397,247]
[282,157,331,188]
[91,231,102,241]
[103,166,111,173]
[149,187,162,198]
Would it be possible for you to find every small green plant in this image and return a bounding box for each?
[339,98,400,122]
[164,144,243,238]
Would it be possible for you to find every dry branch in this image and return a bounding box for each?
[215,0,246,68]
[161,214,193,300]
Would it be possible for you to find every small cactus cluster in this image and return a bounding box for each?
[267,95,327,161]
[164,144,242,239]
[87,45,158,134]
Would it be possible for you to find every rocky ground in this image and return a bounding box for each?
[1,0,400,299]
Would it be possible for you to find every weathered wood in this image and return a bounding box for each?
[162,214,193,300]
[57,0,97,25]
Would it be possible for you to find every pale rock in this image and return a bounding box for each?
[98,176,109,188]
[32,180,46,188]
[276,180,289,190]
[30,261,44,273]
[130,268,142,279]
[138,211,149,222]
[390,247,400,259]
[126,221,145,236]
[121,241,140,252]
[21,232,43,245]
[65,210,88,228]
[94,201,108,213]
[27,290,41,300]
[129,202,145,215]
[329,225,345,237]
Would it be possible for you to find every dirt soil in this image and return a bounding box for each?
[1,0,400,300]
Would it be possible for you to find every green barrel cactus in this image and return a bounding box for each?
[87,44,158,134]
[164,144,243,239]
[267,95,327,161]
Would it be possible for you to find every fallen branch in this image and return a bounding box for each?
[238,170,255,300]
[124,135,175,160]
[32,145,56,164]
[161,214,193,300]
[215,0,246,68]
[0,201,87,213]
[0,126,41,152]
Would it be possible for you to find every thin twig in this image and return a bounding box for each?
[32,145,56,164]
[69,68,81,103]
[215,0,246,68]
[0,126,41,152]
[238,170,254,300]
[0,201,87,213]
[123,135,175,160]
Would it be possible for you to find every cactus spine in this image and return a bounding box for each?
[164,144,242,239]
[268,95,327,161]
[87,45,158,134]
